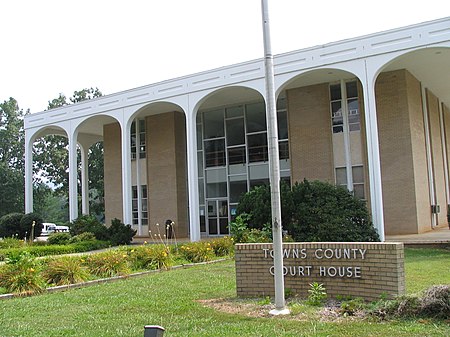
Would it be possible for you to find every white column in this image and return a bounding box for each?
[438,102,449,205]
[362,64,385,241]
[121,119,133,226]
[79,142,89,215]
[135,119,143,236]
[421,85,437,229]
[24,132,34,214]
[68,131,79,222]
[340,79,354,192]
[186,108,201,242]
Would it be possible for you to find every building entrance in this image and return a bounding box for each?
[206,199,229,236]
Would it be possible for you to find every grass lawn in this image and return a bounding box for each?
[0,248,449,337]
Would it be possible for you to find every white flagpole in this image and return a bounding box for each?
[261,0,289,315]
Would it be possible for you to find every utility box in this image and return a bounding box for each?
[144,325,165,337]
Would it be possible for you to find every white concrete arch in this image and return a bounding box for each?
[24,123,71,215]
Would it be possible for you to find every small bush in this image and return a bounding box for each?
[42,256,89,286]
[0,251,45,295]
[85,250,130,278]
[0,213,24,239]
[339,297,366,316]
[47,232,72,245]
[306,282,327,306]
[20,213,44,239]
[108,218,136,246]
[179,242,215,263]
[70,215,109,241]
[69,232,96,243]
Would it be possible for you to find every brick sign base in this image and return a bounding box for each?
[235,242,405,301]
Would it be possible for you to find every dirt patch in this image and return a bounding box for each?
[197,298,365,322]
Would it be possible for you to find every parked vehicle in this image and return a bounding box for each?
[35,223,70,241]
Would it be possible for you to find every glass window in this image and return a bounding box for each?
[348,98,360,132]
[279,141,289,160]
[204,139,225,167]
[226,118,245,146]
[132,185,148,225]
[198,178,205,204]
[277,110,288,140]
[331,101,343,133]
[197,151,204,177]
[206,182,227,198]
[346,81,358,98]
[247,133,268,162]
[228,146,246,165]
[353,184,365,199]
[199,206,206,232]
[335,167,347,185]
[131,120,146,159]
[246,102,266,133]
[196,123,202,150]
[229,180,248,203]
[352,166,364,184]
[203,109,224,139]
[226,105,244,118]
[277,97,286,110]
[330,84,341,100]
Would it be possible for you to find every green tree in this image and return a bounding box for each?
[0,98,26,217]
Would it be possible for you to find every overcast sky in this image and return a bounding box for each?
[1,0,449,114]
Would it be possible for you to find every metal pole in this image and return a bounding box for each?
[261,0,289,315]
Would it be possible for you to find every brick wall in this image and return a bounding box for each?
[104,122,123,224]
[235,242,404,301]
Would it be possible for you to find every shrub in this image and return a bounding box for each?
[179,241,215,263]
[128,245,172,270]
[85,250,130,278]
[20,213,44,240]
[236,179,380,242]
[42,256,89,286]
[289,180,379,242]
[0,213,24,239]
[0,251,45,295]
[107,218,136,245]
[70,215,109,241]
[69,232,96,243]
[236,181,292,229]
[47,232,72,245]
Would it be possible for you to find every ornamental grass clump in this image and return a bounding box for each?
[0,251,45,295]
[85,250,130,278]
[42,256,89,286]
[179,241,215,263]
[128,244,172,271]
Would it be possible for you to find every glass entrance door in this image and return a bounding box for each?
[207,199,229,236]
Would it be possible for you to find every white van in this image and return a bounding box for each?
[41,223,57,236]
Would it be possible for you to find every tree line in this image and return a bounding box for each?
[0,88,104,223]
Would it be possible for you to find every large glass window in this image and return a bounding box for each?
[198,96,291,235]
[247,133,268,162]
[132,185,148,225]
[331,81,364,200]
[246,102,266,133]
[204,139,225,167]
[203,109,224,139]
[131,120,146,159]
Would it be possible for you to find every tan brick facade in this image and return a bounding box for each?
[103,122,123,225]
[287,83,334,183]
[147,111,188,237]
[235,243,405,301]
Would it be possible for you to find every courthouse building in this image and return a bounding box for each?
[24,17,450,241]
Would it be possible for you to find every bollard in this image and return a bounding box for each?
[144,325,165,337]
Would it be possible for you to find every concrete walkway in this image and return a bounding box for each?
[386,225,450,247]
